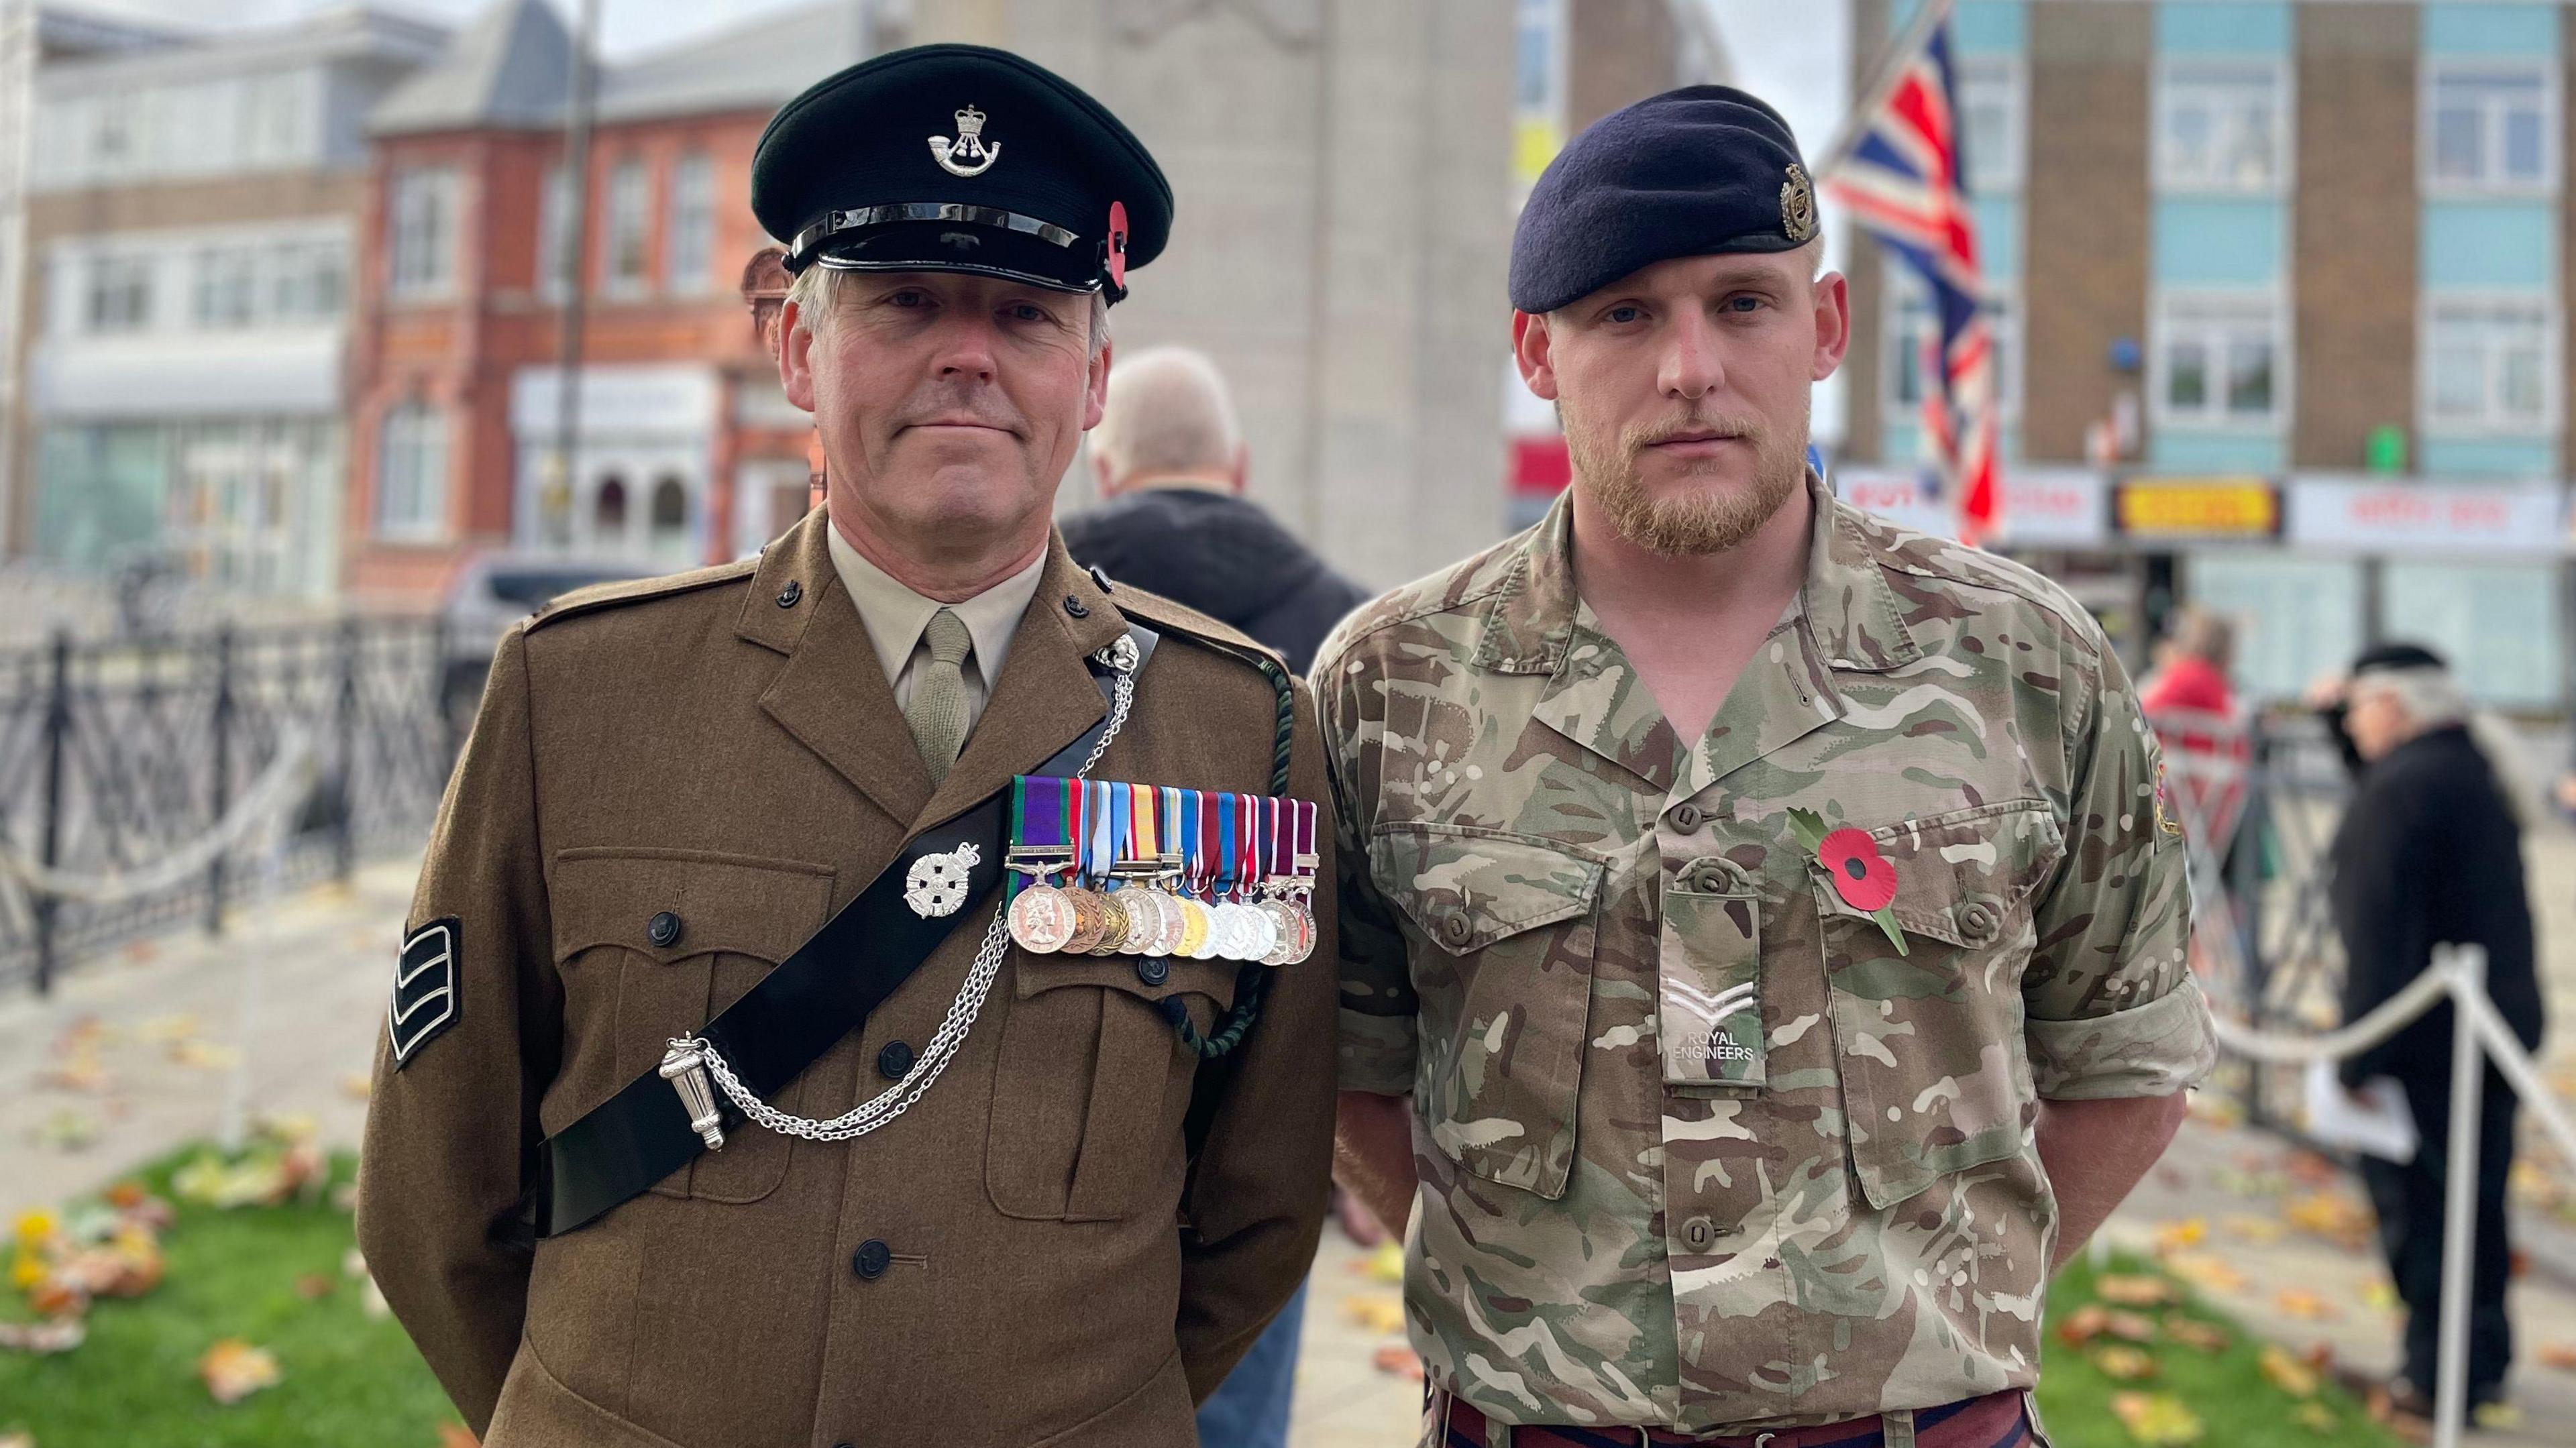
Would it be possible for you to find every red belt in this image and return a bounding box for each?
[1428,1386,2031,1448]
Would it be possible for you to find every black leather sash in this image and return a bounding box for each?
[521,624,1157,1239]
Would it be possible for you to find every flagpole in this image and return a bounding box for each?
[1817,0,1956,179]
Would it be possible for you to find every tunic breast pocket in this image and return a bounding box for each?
[1809,801,2064,1210]
[985,952,1240,1223]
[550,847,837,1205]
[1371,824,1604,1200]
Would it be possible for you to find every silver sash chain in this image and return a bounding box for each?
[669,636,1139,1146]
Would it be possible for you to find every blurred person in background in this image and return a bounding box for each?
[2139,606,2238,718]
[1057,344,1366,1448]
[1061,347,1368,676]
[2315,642,2547,1428]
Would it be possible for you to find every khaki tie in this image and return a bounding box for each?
[906,607,975,787]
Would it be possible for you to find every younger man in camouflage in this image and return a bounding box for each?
[1322,87,2216,1447]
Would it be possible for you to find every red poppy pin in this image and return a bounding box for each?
[1786,808,1907,955]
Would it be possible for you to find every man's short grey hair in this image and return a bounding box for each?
[1089,345,1242,485]
[785,265,1111,358]
[2353,665,2470,734]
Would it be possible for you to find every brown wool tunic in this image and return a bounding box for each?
[356,508,1337,1448]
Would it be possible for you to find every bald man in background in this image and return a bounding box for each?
[1062,347,1368,675]
[1059,347,1368,1448]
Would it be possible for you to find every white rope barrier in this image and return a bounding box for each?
[0,726,319,904]
[2204,944,2576,1448]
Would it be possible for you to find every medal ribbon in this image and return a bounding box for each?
[1110,778,1132,878]
[1086,779,1118,889]
[1128,781,1157,867]
[1216,791,1239,901]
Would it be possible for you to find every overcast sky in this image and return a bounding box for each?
[70,0,1851,91]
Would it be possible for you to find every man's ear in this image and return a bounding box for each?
[1083,337,1114,432]
[1810,270,1851,382]
[780,298,817,412]
[1513,310,1560,402]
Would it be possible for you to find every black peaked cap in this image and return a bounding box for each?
[752,44,1173,301]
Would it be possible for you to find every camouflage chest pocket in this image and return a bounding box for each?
[985,952,1240,1223]
[550,847,837,1205]
[1808,801,2064,1210]
[1371,823,1605,1200]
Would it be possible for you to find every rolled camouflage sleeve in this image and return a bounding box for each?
[1313,641,1417,1095]
[2022,642,2217,1101]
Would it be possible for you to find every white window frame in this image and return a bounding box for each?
[1880,274,2022,442]
[268,238,347,323]
[2149,288,2290,433]
[83,252,153,334]
[2419,290,2560,437]
[663,153,715,294]
[375,401,450,543]
[193,245,258,329]
[602,158,652,297]
[2421,58,2560,198]
[1955,52,2025,196]
[2153,56,2292,196]
[386,167,460,303]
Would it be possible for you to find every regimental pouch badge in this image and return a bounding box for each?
[1658,859,1766,1089]
[904,841,981,919]
[389,917,460,1069]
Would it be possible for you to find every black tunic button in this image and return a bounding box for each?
[877,1040,916,1080]
[646,911,682,948]
[775,579,803,608]
[1063,594,1090,618]
[1134,956,1169,987]
[853,1239,892,1280]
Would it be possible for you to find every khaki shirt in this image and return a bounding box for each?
[1320,476,2215,1434]
[826,517,1044,728]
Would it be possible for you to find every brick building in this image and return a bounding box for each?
[6,7,445,600]
[345,0,881,606]
[1841,0,2576,709]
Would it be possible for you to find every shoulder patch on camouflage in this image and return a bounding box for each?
[524,557,761,634]
[389,917,460,1068]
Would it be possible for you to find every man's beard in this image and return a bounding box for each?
[1562,397,1809,557]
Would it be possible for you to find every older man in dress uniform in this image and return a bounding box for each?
[358,45,1335,1448]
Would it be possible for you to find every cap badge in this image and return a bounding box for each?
[930,103,1002,178]
[1780,163,1817,243]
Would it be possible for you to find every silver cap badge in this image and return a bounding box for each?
[929,104,1001,178]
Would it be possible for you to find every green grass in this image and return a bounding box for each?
[0,1149,457,1448]
[2037,1251,2405,1448]
[0,1154,2404,1448]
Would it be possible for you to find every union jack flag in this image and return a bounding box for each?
[1821,13,1999,544]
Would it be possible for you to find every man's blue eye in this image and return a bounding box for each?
[1607,306,1642,323]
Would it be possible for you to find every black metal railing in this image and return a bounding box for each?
[0,618,460,993]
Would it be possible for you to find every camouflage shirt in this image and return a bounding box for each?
[1319,476,2216,1433]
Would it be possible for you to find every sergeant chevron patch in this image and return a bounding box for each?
[390,917,460,1068]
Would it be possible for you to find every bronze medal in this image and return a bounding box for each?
[1009,883,1078,954]
[1087,890,1132,956]
[1258,899,1299,966]
[1116,885,1159,954]
[1283,897,1316,964]
[1061,888,1110,954]
[1142,887,1186,957]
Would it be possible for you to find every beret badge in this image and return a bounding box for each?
[1780,163,1817,243]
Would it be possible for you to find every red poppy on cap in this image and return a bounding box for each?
[1817,828,1896,913]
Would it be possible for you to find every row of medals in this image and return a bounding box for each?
[1007,857,1315,966]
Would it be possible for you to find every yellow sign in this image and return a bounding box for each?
[2115,478,2280,539]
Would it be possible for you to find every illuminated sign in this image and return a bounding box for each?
[2113,478,2281,539]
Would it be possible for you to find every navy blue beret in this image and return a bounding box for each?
[753,44,1173,302]
[1509,85,1818,315]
